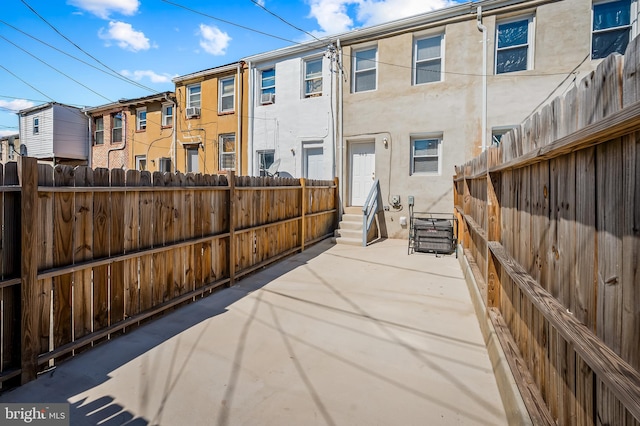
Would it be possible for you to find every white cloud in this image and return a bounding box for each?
[67,0,139,19]
[255,0,266,6]
[308,0,455,34]
[0,130,19,137]
[198,24,231,56]
[121,70,175,83]
[99,21,151,52]
[0,99,35,112]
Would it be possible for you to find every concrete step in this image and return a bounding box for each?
[331,236,362,246]
[343,206,362,215]
[334,228,361,239]
[339,220,362,231]
[341,213,362,223]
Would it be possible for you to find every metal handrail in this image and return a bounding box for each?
[361,179,381,247]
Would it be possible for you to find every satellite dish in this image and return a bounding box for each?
[266,158,281,177]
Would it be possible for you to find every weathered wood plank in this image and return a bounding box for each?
[124,170,140,318]
[92,168,110,331]
[110,169,125,325]
[73,166,93,341]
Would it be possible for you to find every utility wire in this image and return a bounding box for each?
[160,0,299,44]
[0,64,54,101]
[249,0,321,42]
[0,35,113,103]
[0,19,157,92]
[0,94,50,103]
[19,0,157,93]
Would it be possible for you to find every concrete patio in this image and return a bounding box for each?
[0,239,511,425]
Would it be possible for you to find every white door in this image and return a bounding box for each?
[305,147,324,180]
[186,148,199,173]
[350,142,375,206]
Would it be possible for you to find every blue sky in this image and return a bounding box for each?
[0,0,456,136]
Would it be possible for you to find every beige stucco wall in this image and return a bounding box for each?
[341,0,599,238]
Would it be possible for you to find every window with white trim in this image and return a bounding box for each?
[491,126,516,146]
[353,47,377,92]
[414,35,443,84]
[33,117,40,134]
[592,0,633,59]
[219,133,235,170]
[258,150,275,176]
[162,104,173,127]
[112,113,122,142]
[219,77,235,112]
[135,155,147,171]
[158,157,171,173]
[136,108,147,131]
[187,84,201,108]
[411,136,442,175]
[260,68,275,104]
[496,17,534,74]
[186,147,199,173]
[304,57,323,97]
[94,116,104,145]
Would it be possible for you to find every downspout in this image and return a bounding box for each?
[329,44,336,180]
[237,62,243,174]
[84,110,92,168]
[337,38,344,206]
[477,6,487,152]
[247,61,254,175]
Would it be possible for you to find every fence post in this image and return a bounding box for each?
[19,157,38,384]
[228,171,236,286]
[333,177,340,229]
[300,178,306,251]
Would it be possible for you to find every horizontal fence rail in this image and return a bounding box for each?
[454,37,640,426]
[0,160,339,388]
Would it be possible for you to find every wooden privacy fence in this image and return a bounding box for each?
[454,38,640,426]
[0,158,337,387]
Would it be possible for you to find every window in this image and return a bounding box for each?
[162,104,173,127]
[592,0,632,59]
[304,58,323,97]
[496,17,533,74]
[137,108,147,131]
[411,136,442,175]
[135,155,147,171]
[260,68,275,104]
[219,77,235,112]
[158,157,171,173]
[33,117,40,134]
[353,47,377,92]
[187,84,201,108]
[94,117,104,145]
[414,35,443,84]
[112,113,123,142]
[491,126,516,146]
[219,134,235,170]
[258,150,275,176]
[8,142,14,160]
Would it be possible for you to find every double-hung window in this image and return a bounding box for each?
[414,35,443,84]
[135,155,147,171]
[496,17,533,74]
[187,84,201,117]
[592,0,633,59]
[219,77,235,113]
[112,113,122,142]
[304,58,323,97]
[258,150,275,176]
[219,133,236,170]
[33,117,40,134]
[353,47,377,92]
[411,136,442,175]
[136,108,146,131]
[162,104,173,127]
[260,68,275,104]
[94,117,104,145]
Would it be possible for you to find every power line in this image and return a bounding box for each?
[249,0,321,42]
[0,94,50,103]
[0,64,54,101]
[0,35,113,103]
[19,0,157,93]
[160,0,299,44]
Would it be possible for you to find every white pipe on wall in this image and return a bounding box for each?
[477,6,487,152]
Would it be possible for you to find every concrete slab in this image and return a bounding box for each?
[0,239,508,425]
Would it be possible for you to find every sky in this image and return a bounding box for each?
[0,0,458,136]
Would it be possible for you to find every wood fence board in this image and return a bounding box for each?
[596,139,623,355]
[576,355,594,426]
[73,167,93,340]
[124,170,140,318]
[92,168,110,331]
[139,172,153,312]
[110,169,125,324]
[623,36,639,107]
[557,154,576,312]
[4,163,19,279]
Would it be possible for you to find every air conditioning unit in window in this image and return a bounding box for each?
[186,107,200,118]
[260,93,275,105]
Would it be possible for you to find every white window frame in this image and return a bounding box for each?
[33,116,40,135]
[260,68,276,104]
[219,133,236,171]
[136,108,147,131]
[158,157,171,173]
[94,116,104,145]
[162,103,174,127]
[186,147,200,173]
[413,34,444,85]
[187,83,201,109]
[257,150,275,176]
[410,134,443,176]
[491,126,517,146]
[112,112,123,142]
[135,155,147,171]
[219,77,235,113]
[303,57,323,97]
[352,46,378,93]
[495,16,535,74]
[591,0,636,59]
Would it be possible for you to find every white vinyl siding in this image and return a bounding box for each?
[353,47,377,92]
